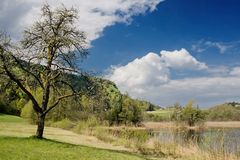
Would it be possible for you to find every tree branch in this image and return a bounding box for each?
[43,93,77,115]
[0,54,42,113]
[11,54,44,88]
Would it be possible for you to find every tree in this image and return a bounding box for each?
[171,101,205,126]
[0,4,88,138]
[120,95,143,126]
[170,103,182,122]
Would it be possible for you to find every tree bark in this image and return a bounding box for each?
[36,114,45,138]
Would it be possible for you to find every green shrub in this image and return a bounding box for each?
[206,104,240,121]
[171,101,205,126]
[0,96,20,115]
[120,95,143,125]
[49,119,75,130]
[0,101,9,114]
[144,111,171,122]
[73,116,99,134]
[120,128,149,143]
[73,121,87,133]
[93,127,114,143]
[20,101,37,124]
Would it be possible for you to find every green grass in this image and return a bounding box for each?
[0,114,147,159]
[148,110,172,117]
[0,136,146,160]
[146,110,172,121]
[0,113,25,123]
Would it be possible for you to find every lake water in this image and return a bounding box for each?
[152,128,240,155]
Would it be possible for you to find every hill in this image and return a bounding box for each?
[205,102,240,121]
[0,71,159,125]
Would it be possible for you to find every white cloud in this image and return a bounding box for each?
[207,66,230,76]
[160,48,208,70]
[230,67,240,76]
[139,76,240,107]
[106,49,240,107]
[205,41,230,54]
[192,40,240,54]
[106,52,170,94]
[0,0,163,42]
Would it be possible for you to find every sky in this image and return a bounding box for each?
[1,0,240,107]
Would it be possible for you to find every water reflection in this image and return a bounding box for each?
[152,128,240,154]
[175,128,203,143]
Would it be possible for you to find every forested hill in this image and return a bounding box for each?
[205,102,240,121]
[0,72,159,125]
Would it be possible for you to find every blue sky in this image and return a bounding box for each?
[85,0,240,73]
[89,0,240,107]
[1,0,240,107]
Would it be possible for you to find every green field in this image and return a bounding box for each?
[148,110,171,116]
[146,109,172,121]
[0,137,146,160]
[0,113,25,123]
[0,114,146,160]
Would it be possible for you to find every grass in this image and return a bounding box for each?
[1,114,240,160]
[147,110,172,118]
[0,136,146,160]
[0,113,25,123]
[0,114,147,160]
[145,110,172,122]
[0,114,128,151]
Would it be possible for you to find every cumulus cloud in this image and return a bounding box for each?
[106,48,240,107]
[0,0,163,42]
[106,52,170,94]
[160,48,208,70]
[106,48,206,93]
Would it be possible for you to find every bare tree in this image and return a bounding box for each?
[0,4,88,138]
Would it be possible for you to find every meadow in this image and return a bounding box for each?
[0,114,147,160]
[1,114,240,160]
[0,137,145,160]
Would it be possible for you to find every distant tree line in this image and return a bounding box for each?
[205,103,240,121]
[0,74,157,126]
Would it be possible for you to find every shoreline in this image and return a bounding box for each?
[143,121,240,129]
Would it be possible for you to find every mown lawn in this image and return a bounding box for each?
[0,113,25,123]
[152,110,171,116]
[146,109,172,121]
[0,136,146,160]
[0,114,147,160]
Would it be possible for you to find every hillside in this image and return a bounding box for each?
[0,71,159,125]
[205,102,240,121]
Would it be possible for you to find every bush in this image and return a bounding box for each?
[20,101,37,124]
[206,104,240,121]
[0,97,20,115]
[93,127,114,143]
[49,119,75,130]
[119,95,143,125]
[119,128,149,144]
[73,116,99,134]
[171,101,205,126]
[0,101,10,114]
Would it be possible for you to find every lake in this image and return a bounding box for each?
[152,127,240,155]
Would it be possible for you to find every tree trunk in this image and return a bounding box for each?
[188,119,194,127]
[36,114,45,138]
